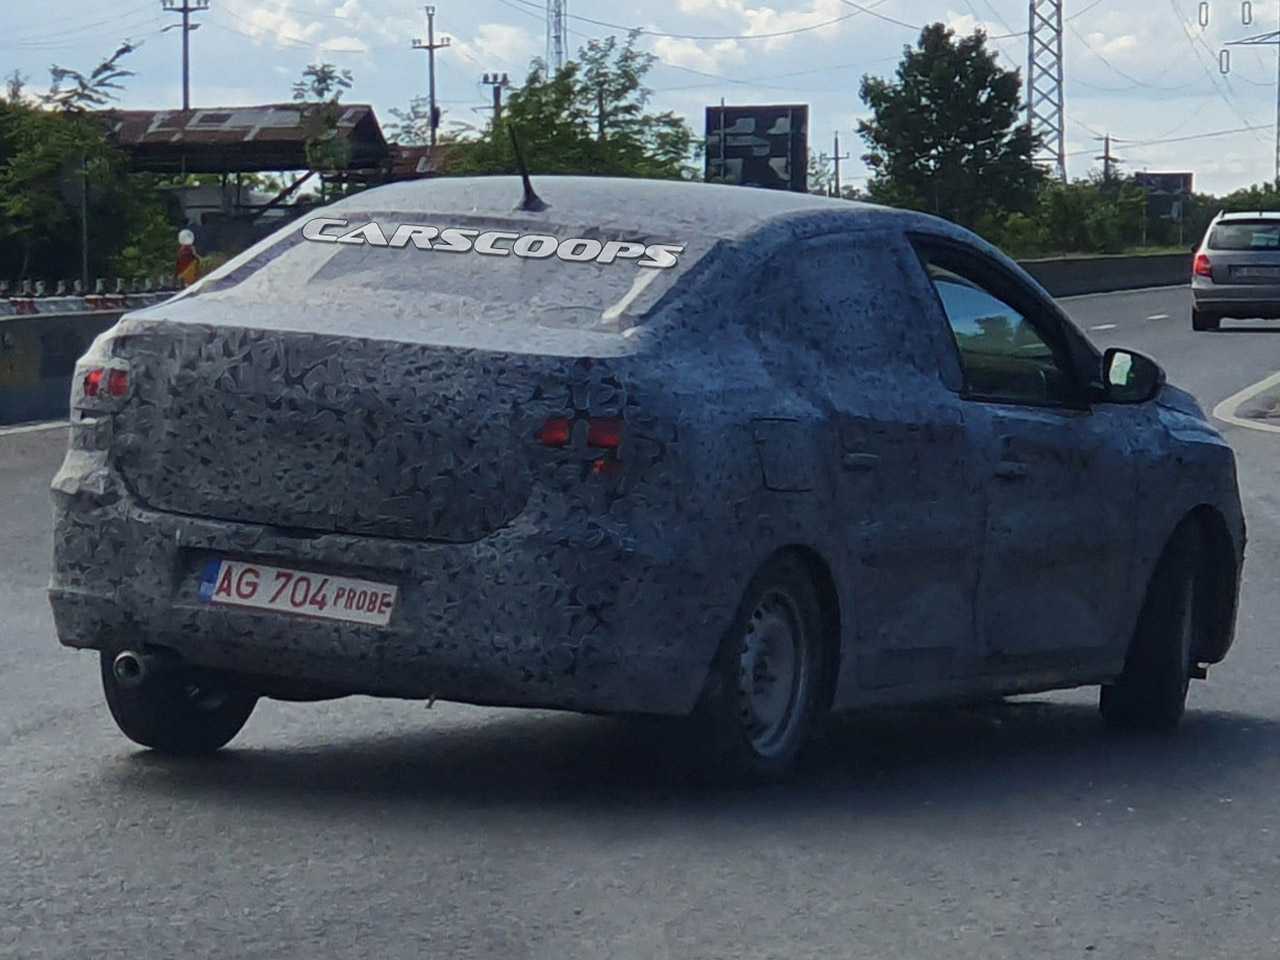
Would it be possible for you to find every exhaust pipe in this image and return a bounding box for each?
[112,650,151,689]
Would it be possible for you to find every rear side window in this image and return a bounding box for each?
[185,211,707,333]
[1209,221,1280,250]
[746,233,945,376]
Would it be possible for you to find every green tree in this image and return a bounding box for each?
[0,44,182,281]
[858,23,1042,229]
[292,62,356,177]
[446,33,694,180]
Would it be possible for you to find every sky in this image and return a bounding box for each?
[3,0,1280,195]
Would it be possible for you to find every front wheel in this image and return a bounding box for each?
[1100,525,1200,731]
[695,554,830,781]
[1192,307,1221,331]
[101,652,258,754]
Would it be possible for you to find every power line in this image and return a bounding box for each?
[1166,0,1270,146]
[1063,122,1272,156]
[500,0,866,42]
[1064,0,1108,22]
[8,1,154,42]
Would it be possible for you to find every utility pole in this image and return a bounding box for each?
[1222,1,1280,189]
[412,6,450,149]
[1027,0,1067,182]
[596,84,606,141]
[79,153,89,289]
[1093,133,1123,182]
[161,0,209,112]
[820,131,850,197]
[546,0,568,74]
[481,72,510,123]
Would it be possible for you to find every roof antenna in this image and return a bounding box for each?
[508,124,547,212]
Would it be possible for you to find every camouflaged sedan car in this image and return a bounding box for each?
[50,177,1246,779]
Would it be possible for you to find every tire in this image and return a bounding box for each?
[1192,307,1220,331]
[100,652,258,755]
[695,554,830,781]
[1100,524,1201,732]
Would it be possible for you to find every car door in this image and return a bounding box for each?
[759,232,986,691]
[910,237,1140,667]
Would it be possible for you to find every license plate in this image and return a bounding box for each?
[198,559,398,626]
[1235,266,1280,278]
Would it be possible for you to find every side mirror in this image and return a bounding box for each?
[1102,347,1165,404]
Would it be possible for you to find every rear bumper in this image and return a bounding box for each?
[49,457,730,717]
[1191,279,1280,316]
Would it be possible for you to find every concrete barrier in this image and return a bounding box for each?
[0,293,172,426]
[1017,253,1191,298]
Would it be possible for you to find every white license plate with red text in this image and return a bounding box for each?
[199,559,398,626]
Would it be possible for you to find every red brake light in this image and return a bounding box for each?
[83,368,103,397]
[535,417,572,447]
[586,417,623,449]
[107,369,129,397]
[1194,253,1213,278]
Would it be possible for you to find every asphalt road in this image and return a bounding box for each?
[5,285,1280,960]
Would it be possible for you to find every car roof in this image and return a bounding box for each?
[1216,211,1280,221]
[324,175,895,241]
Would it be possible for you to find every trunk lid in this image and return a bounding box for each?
[108,313,621,542]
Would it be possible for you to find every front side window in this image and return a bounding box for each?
[925,263,1077,406]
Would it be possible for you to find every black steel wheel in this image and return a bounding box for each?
[697,554,830,781]
[1101,524,1201,732]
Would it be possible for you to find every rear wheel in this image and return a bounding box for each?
[1100,525,1201,731]
[696,554,830,780]
[1192,307,1221,331]
[100,652,257,754]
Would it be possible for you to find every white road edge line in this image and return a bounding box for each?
[1057,283,1189,302]
[1212,371,1280,435]
[0,419,68,438]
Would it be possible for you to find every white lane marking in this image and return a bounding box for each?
[1212,370,1280,435]
[1090,323,1118,331]
[1146,313,1170,320]
[1057,283,1189,302]
[0,419,68,438]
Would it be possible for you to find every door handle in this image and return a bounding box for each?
[994,460,1029,481]
[842,452,881,472]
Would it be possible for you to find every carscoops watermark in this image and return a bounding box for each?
[301,218,686,269]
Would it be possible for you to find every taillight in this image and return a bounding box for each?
[535,417,572,447]
[536,416,625,477]
[1194,253,1213,278]
[82,367,129,399]
[586,417,623,449]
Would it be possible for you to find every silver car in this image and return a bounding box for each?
[1192,210,1280,330]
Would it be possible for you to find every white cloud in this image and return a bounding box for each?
[225,1,324,47]
[319,35,369,53]
[651,36,745,72]
[451,23,541,69]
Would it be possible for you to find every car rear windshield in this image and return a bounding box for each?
[184,211,707,333]
[1208,221,1280,250]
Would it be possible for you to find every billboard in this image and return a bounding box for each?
[705,104,808,193]
[1133,171,1193,195]
[1134,172,1194,221]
